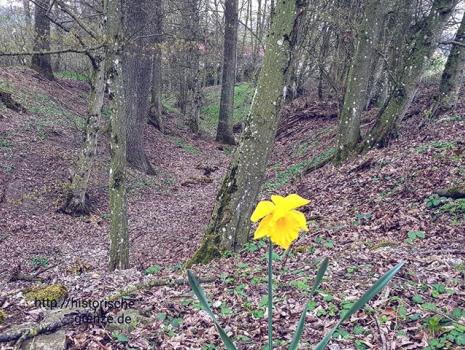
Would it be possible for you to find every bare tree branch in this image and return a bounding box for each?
[0,45,104,57]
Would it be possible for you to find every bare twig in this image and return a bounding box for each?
[0,45,104,57]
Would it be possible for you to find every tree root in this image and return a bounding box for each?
[0,309,92,344]
[0,91,26,113]
[434,185,465,199]
[59,193,91,216]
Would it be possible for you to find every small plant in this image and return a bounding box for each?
[0,139,11,148]
[440,199,465,216]
[425,194,447,209]
[353,213,373,226]
[404,230,426,244]
[111,331,129,343]
[30,256,49,268]
[144,264,162,275]
[187,194,403,349]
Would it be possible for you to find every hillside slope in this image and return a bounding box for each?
[0,67,464,349]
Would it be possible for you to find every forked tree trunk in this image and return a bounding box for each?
[216,0,239,145]
[107,0,129,271]
[61,55,106,215]
[335,0,381,162]
[188,0,306,266]
[31,0,54,80]
[432,11,465,117]
[360,0,459,151]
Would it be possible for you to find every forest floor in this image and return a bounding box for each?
[0,66,464,350]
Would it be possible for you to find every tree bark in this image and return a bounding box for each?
[216,0,239,145]
[107,0,129,271]
[123,0,155,174]
[432,11,465,116]
[335,0,381,162]
[184,0,203,135]
[188,0,306,266]
[148,0,164,133]
[23,0,32,33]
[31,0,54,80]
[61,54,106,215]
[360,0,459,151]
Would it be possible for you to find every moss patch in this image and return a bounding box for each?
[24,284,68,303]
[0,309,6,324]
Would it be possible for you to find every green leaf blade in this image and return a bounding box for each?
[289,257,329,350]
[187,270,237,350]
[314,262,404,350]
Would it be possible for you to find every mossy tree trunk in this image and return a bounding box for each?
[61,54,106,215]
[335,0,381,162]
[31,0,54,80]
[216,0,239,145]
[188,0,306,266]
[432,11,465,117]
[359,0,458,151]
[107,0,129,271]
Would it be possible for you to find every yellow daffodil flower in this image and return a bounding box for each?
[250,194,310,249]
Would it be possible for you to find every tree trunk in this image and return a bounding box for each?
[123,0,155,174]
[432,11,465,116]
[31,0,54,80]
[360,0,459,151]
[61,55,106,215]
[188,0,306,266]
[335,0,380,162]
[148,0,164,133]
[107,0,129,271]
[184,0,202,135]
[23,0,32,34]
[216,0,239,145]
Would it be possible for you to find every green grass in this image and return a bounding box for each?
[264,148,336,191]
[200,82,253,133]
[55,70,89,82]
[16,91,85,136]
[416,140,456,154]
[264,161,308,192]
[171,136,200,154]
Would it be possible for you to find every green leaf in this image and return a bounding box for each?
[112,331,129,343]
[314,262,404,350]
[289,257,329,350]
[187,270,237,350]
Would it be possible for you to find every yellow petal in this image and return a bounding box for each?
[283,194,310,210]
[290,210,308,231]
[253,214,273,239]
[271,195,286,206]
[251,200,275,222]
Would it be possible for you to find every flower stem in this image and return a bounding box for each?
[268,238,273,350]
